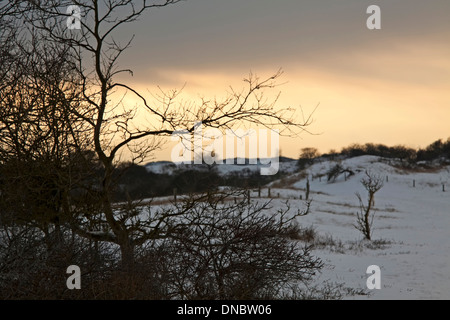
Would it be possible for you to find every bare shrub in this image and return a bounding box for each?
[312,233,346,254]
[139,191,323,299]
[0,223,119,299]
[282,280,369,300]
[354,171,384,240]
[286,223,317,242]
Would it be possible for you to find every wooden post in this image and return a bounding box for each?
[268,187,271,198]
[413,180,415,188]
[258,186,261,198]
[173,188,177,202]
[443,184,445,192]
[386,175,389,183]
[234,197,237,204]
[306,178,310,201]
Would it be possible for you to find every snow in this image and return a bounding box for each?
[259,155,450,299]
[145,155,450,299]
[145,157,299,176]
[144,161,178,174]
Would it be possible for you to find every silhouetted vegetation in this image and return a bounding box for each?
[298,147,320,169]
[110,163,285,201]
[298,138,450,171]
[339,143,417,162]
[416,139,450,162]
[0,0,317,300]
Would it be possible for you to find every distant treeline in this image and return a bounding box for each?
[298,138,450,168]
[113,164,283,201]
[119,138,450,201]
[339,139,450,162]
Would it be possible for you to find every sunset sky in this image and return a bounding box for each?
[114,0,450,161]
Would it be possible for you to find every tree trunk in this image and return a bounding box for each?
[305,178,310,200]
[119,239,135,271]
[364,192,374,240]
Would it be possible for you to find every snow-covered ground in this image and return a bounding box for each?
[258,155,450,299]
[144,157,299,176]
[145,155,450,299]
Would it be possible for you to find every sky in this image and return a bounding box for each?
[112,0,450,161]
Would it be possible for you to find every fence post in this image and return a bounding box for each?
[413,180,415,188]
[268,187,271,198]
[173,188,177,203]
[306,178,310,201]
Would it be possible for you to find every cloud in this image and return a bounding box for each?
[118,0,450,85]
[111,0,450,160]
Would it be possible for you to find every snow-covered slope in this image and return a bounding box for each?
[263,155,450,299]
[145,155,450,299]
[145,157,299,176]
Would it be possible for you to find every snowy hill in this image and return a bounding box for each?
[145,155,450,299]
[145,157,299,176]
[144,161,178,174]
[261,155,450,299]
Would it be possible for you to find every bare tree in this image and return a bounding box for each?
[298,147,320,169]
[354,171,384,240]
[0,6,98,253]
[0,3,318,287]
[9,0,315,270]
[0,1,326,300]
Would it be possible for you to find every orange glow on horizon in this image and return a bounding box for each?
[118,35,450,162]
